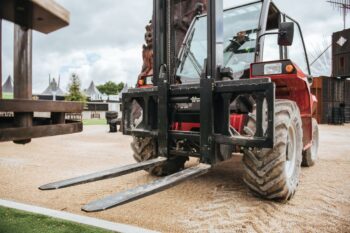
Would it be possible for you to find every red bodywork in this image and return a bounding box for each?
[138,61,316,151]
[173,114,245,133]
[250,61,317,150]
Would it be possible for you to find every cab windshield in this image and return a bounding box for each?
[176,2,262,81]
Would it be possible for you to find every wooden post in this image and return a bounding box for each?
[52,112,65,124]
[0,19,2,99]
[13,25,33,144]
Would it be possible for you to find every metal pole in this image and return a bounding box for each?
[153,0,167,86]
[310,44,332,67]
[206,0,223,80]
[0,19,2,99]
[13,25,33,144]
[344,5,346,29]
[200,0,223,163]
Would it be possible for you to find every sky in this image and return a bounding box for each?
[1,0,348,93]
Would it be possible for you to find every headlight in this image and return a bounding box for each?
[264,63,282,75]
[145,76,153,85]
[251,60,296,77]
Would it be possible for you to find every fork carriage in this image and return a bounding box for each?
[122,78,275,162]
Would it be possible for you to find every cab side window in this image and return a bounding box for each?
[263,31,280,61]
[262,4,281,62]
[286,19,309,74]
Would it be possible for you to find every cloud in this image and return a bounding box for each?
[1,0,348,93]
[32,46,142,93]
[2,0,152,93]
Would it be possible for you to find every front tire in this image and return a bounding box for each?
[131,136,188,176]
[243,100,303,201]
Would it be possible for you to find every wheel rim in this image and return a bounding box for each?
[311,126,319,161]
[285,125,297,179]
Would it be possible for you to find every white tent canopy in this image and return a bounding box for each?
[41,78,66,96]
[85,81,103,101]
[2,75,13,93]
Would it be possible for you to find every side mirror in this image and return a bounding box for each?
[278,22,294,46]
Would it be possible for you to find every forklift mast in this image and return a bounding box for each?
[124,0,276,164]
[152,0,284,85]
[153,0,224,85]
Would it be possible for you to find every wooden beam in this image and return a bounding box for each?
[0,19,2,99]
[51,112,65,124]
[14,25,32,100]
[0,122,83,142]
[0,99,84,113]
[0,0,69,34]
[13,25,33,144]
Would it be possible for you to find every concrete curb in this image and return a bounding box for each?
[0,199,159,233]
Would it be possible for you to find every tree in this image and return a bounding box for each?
[116,82,125,93]
[97,81,124,96]
[65,73,86,102]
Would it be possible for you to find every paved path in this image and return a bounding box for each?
[0,199,158,233]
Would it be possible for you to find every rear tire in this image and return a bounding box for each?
[243,100,303,201]
[302,118,319,167]
[131,136,188,176]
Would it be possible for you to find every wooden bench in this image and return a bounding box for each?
[0,0,83,144]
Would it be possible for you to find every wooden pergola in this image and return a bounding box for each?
[0,0,83,144]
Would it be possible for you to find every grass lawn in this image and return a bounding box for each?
[83,119,107,125]
[0,207,113,233]
[2,93,13,99]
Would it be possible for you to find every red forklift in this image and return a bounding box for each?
[41,0,319,212]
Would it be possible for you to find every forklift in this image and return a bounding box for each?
[40,0,319,212]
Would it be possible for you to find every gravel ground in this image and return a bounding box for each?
[0,125,349,233]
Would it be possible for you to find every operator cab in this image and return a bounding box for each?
[176,1,310,84]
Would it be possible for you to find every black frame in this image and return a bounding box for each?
[122,77,275,165]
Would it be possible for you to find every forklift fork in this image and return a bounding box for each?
[39,157,167,190]
[82,164,210,212]
[40,158,211,212]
